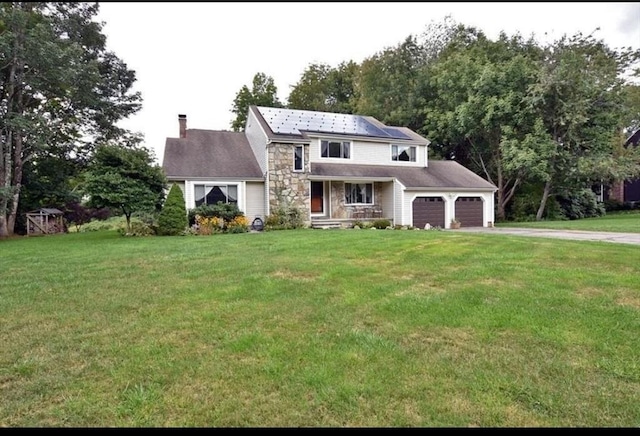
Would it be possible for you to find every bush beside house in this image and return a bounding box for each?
[158,184,188,235]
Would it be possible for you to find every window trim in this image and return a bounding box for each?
[344,182,374,205]
[320,139,351,160]
[293,145,304,172]
[391,144,417,162]
[193,183,239,207]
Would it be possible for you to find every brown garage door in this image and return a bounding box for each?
[413,197,445,228]
[455,197,483,227]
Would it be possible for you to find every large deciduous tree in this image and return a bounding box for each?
[230,72,283,132]
[523,33,640,219]
[0,2,141,238]
[83,143,166,233]
[356,35,427,132]
[423,30,543,220]
[287,61,359,114]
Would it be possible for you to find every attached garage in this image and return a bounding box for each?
[413,196,445,228]
[455,196,484,227]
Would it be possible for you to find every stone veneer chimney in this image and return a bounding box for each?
[178,114,187,138]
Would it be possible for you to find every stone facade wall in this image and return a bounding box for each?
[268,143,310,222]
[331,181,387,219]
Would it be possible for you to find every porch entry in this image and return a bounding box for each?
[311,181,324,214]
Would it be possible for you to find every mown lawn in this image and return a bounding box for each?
[498,210,640,233]
[1,229,638,427]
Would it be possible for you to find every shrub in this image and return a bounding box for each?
[195,215,224,235]
[371,219,391,229]
[265,204,305,230]
[227,215,249,233]
[556,189,605,220]
[117,219,155,237]
[188,202,244,227]
[81,216,127,232]
[158,184,188,236]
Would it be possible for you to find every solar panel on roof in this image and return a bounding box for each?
[257,107,412,140]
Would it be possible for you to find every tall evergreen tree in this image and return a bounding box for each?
[158,183,187,236]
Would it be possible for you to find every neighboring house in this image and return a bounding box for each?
[607,129,640,204]
[162,106,498,229]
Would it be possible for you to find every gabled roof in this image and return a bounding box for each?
[163,129,263,180]
[249,105,429,145]
[310,161,497,191]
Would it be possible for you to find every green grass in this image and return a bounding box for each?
[1,229,639,427]
[498,210,640,233]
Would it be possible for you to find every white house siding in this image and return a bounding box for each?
[245,181,266,222]
[308,138,427,167]
[401,190,496,228]
[245,110,268,174]
[379,182,395,222]
[393,180,405,225]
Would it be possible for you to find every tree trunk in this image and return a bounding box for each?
[495,164,506,221]
[7,131,25,235]
[536,179,552,221]
[1,3,28,237]
[0,133,13,239]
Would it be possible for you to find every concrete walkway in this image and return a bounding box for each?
[454,227,640,245]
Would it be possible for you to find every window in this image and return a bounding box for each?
[321,140,350,159]
[345,183,373,204]
[392,145,416,162]
[294,145,304,171]
[194,184,238,206]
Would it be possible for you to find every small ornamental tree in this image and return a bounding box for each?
[84,144,166,233]
[158,184,188,235]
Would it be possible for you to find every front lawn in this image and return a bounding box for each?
[1,229,638,427]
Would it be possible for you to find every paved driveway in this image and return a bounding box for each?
[454,227,640,245]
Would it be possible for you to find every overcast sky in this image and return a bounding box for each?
[95,2,640,164]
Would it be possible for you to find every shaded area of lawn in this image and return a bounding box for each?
[1,229,638,427]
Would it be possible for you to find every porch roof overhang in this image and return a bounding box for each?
[307,174,395,182]
[310,161,497,191]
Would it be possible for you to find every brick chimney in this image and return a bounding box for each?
[178,114,187,138]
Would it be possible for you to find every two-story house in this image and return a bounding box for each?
[163,106,497,229]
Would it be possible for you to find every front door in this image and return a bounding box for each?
[311,181,324,214]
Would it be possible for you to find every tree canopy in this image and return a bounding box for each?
[0,2,142,238]
[230,72,283,132]
[83,143,166,233]
[276,17,640,221]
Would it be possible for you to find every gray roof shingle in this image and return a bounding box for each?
[311,161,497,190]
[163,129,263,179]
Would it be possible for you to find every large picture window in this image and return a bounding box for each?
[345,183,373,204]
[321,140,350,159]
[392,145,416,162]
[194,184,238,206]
[294,145,304,171]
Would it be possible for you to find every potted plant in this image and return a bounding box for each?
[450,218,461,229]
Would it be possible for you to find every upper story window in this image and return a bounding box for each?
[194,184,238,206]
[321,140,350,159]
[294,145,304,171]
[392,145,416,162]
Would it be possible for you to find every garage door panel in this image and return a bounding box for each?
[455,197,483,227]
[413,197,444,228]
